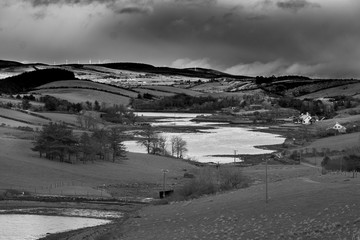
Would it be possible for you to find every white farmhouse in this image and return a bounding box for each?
[331,122,347,133]
[299,112,312,125]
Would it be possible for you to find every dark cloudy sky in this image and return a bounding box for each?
[0,0,359,78]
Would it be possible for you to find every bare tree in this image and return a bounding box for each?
[76,112,99,130]
[170,136,187,158]
[136,125,158,154]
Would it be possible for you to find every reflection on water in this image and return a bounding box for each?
[127,112,285,163]
[0,214,111,240]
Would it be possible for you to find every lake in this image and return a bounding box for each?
[0,214,110,240]
[126,112,285,163]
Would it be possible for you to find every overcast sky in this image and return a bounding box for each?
[0,0,359,78]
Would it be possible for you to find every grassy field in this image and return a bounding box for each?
[0,107,50,126]
[31,88,131,106]
[35,80,138,98]
[140,85,203,97]
[0,130,197,197]
[35,112,81,126]
[0,117,39,129]
[303,132,360,152]
[299,82,360,99]
[133,88,176,97]
[0,96,44,107]
[109,165,360,240]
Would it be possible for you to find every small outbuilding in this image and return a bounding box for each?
[330,122,347,133]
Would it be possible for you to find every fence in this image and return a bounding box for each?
[0,180,110,198]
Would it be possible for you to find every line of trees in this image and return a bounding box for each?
[132,94,241,112]
[136,125,188,158]
[32,122,127,163]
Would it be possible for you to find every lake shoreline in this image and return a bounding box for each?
[0,199,141,240]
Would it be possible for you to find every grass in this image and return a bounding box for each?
[113,165,360,240]
[0,131,197,197]
[0,96,44,107]
[298,131,360,152]
[141,85,202,97]
[35,112,81,126]
[299,82,360,99]
[0,107,50,126]
[35,80,138,98]
[133,88,175,97]
[31,88,131,106]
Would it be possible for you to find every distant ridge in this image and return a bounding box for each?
[98,62,252,80]
[0,68,77,94]
[0,60,23,68]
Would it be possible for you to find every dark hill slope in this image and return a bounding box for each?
[0,68,77,94]
[0,60,23,69]
[98,62,251,80]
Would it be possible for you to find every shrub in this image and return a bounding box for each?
[218,167,249,191]
[172,166,249,200]
[289,150,299,161]
[322,154,360,171]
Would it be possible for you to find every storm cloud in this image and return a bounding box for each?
[0,0,359,78]
[277,0,321,12]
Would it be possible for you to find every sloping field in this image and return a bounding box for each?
[36,80,138,98]
[300,131,360,152]
[35,112,80,126]
[0,135,196,196]
[313,114,360,129]
[31,88,131,106]
[299,82,360,99]
[118,167,360,240]
[133,88,175,97]
[0,117,38,128]
[140,85,202,97]
[0,107,50,125]
[203,89,265,98]
[0,96,44,107]
[0,66,36,79]
[190,82,228,92]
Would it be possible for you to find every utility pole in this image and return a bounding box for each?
[265,158,268,203]
[162,169,169,193]
[234,150,237,163]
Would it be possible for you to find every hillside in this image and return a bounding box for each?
[0,60,23,68]
[99,62,251,80]
[0,68,77,94]
[1,60,360,100]
[0,129,197,197]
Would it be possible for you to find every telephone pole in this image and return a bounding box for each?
[265,158,268,203]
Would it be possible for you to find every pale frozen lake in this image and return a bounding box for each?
[0,214,110,240]
[126,112,285,163]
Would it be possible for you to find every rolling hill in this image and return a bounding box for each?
[0,68,77,94]
[0,59,23,68]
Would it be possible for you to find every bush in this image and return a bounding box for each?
[322,154,360,171]
[3,189,31,197]
[219,167,249,191]
[172,166,249,200]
